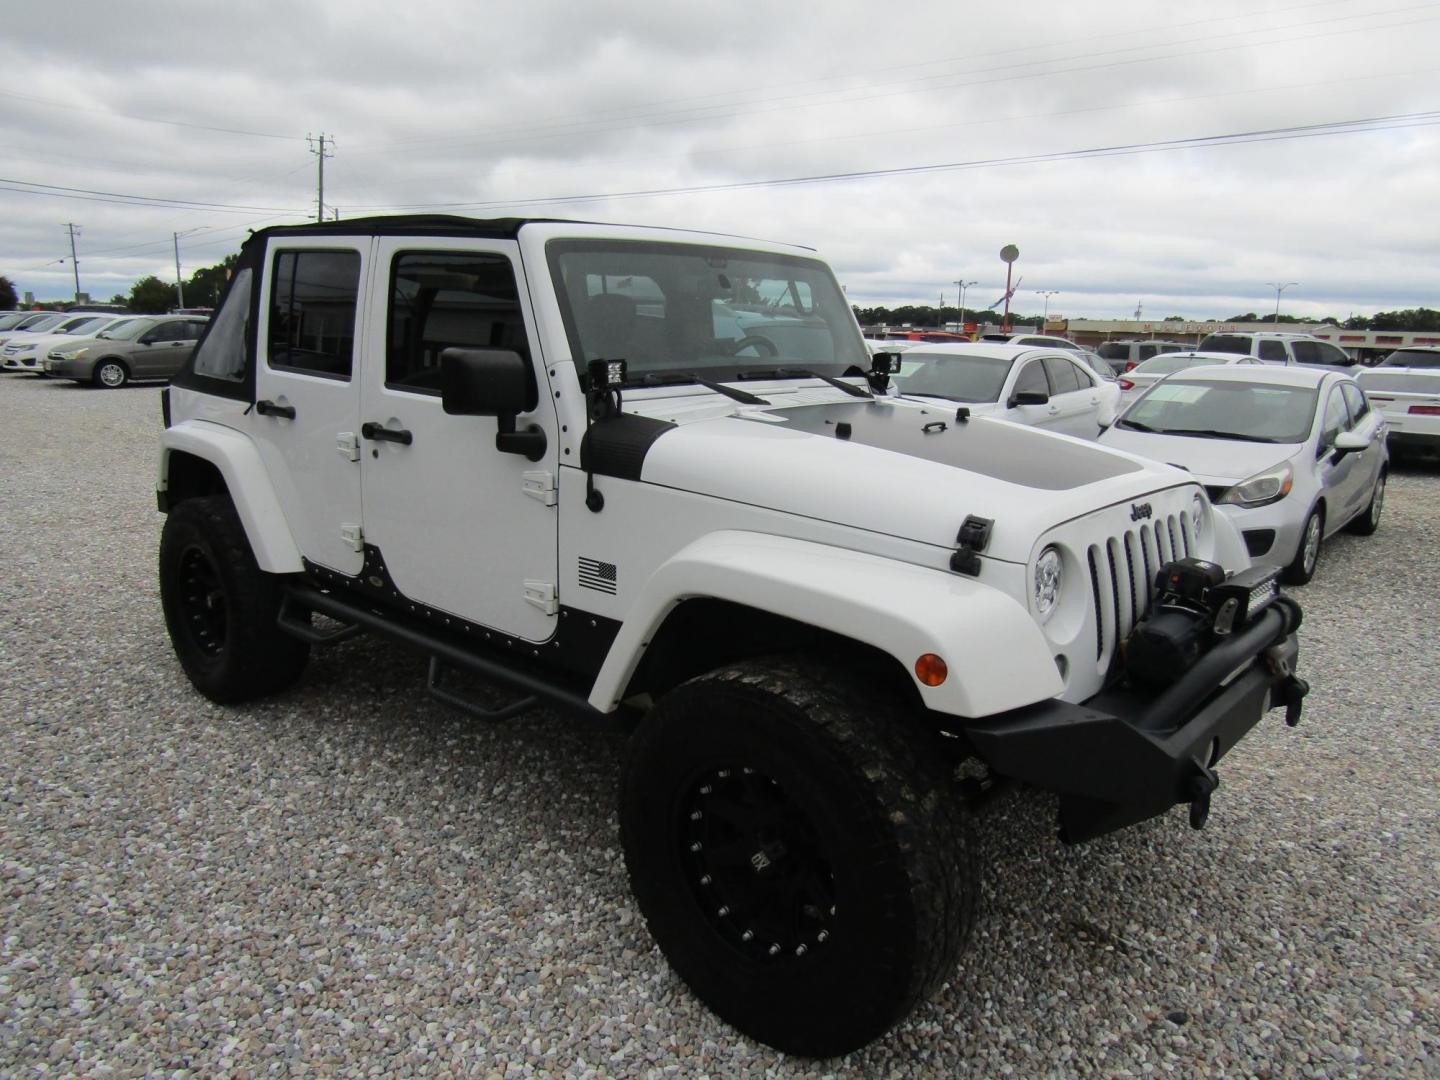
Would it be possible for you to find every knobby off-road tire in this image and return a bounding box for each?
[619,657,977,1058]
[158,495,309,704]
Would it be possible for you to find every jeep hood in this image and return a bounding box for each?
[591,394,1195,563]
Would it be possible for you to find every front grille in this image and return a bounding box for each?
[1086,511,1193,661]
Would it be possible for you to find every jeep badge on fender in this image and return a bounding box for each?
[156,215,1308,1058]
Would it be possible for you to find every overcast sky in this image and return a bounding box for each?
[2,0,1436,321]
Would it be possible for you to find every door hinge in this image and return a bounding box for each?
[523,580,559,615]
[522,470,557,506]
[336,431,361,462]
[340,524,364,552]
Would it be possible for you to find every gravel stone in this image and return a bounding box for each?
[0,374,1436,1077]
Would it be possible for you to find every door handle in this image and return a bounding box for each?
[255,399,296,419]
[362,421,413,445]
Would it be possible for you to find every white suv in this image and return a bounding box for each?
[156,216,1308,1057]
[1198,331,1355,368]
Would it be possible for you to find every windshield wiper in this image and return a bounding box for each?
[1116,418,1158,432]
[630,371,770,405]
[1165,428,1282,443]
[898,391,970,403]
[737,367,872,399]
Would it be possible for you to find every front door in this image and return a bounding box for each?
[357,237,559,643]
[251,240,368,577]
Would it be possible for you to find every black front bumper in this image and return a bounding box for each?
[959,598,1306,843]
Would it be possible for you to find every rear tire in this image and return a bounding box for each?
[619,657,976,1057]
[158,495,309,703]
[1346,470,1385,536]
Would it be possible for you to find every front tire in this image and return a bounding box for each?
[619,658,976,1057]
[159,495,309,703]
[93,360,129,388]
[1283,505,1324,585]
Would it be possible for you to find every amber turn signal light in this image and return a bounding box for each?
[914,653,948,687]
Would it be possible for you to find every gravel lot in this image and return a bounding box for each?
[1,373,1436,1078]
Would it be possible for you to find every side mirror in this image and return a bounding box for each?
[440,347,546,461]
[1332,430,1370,457]
[1007,389,1049,408]
[441,347,535,415]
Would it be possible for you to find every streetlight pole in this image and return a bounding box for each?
[1036,290,1059,325]
[953,279,976,328]
[1265,281,1298,325]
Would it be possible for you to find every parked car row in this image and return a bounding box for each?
[874,338,1388,585]
[0,312,209,387]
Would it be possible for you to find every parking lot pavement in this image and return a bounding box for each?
[1,373,1436,1078]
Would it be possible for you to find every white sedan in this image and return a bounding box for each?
[891,342,1120,437]
[1119,350,1263,402]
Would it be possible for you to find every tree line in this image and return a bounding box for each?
[853,303,1440,331]
[0,255,237,315]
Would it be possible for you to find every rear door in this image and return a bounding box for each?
[251,240,369,577]
[1041,353,1102,436]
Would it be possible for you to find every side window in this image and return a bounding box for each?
[1316,342,1350,366]
[1292,341,1319,364]
[1042,355,1083,393]
[1319,388,1349,451]
[387,251,530,393]
[191,267,251,382]
[149,321,187,343]
[268,249,361,379]
[1341,381,1370,422]
[185,321,209,340]
[1014,361,1048,396]
[1258,340,1288,363]
[1138,344,1159,362]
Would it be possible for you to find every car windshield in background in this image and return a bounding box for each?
[58,316,110,335]
[547,240,868,384]
[100,319,154,342]
[1381,349,1440,368]
[1135,354,1220,375]
[1119,380,1318,443]
[891,353,1013,403]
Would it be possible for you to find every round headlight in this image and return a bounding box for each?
[1034,545,1063,619]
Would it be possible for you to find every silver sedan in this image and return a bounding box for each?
[1099,366,1387,584]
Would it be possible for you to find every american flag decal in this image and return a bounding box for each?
[578,556,618,594]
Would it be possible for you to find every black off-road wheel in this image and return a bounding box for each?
[619,658,977,1058]
[159,495,309,703]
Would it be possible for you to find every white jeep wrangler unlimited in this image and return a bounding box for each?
[157,216,1308,1057]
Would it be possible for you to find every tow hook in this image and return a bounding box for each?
[1188,770,1219,830]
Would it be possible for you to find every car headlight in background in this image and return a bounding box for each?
[1034,545,1063,619]
[50,347,86,360]
[1217,463,1293,508]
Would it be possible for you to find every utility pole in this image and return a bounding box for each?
[1265,281,1298,324]
[64,223,81,303]
[308,133,335,223]
[173,233,185,309]
[938,290,945,328]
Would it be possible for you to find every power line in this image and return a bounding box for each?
[351,110,1440,212]
[0,88,301,141]
[0,177,306,215]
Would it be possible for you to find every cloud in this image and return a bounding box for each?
[1,0,1436,319]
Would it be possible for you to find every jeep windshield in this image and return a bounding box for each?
[547,239,869,386]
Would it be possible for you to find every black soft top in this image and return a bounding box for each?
[244,214,584,247]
